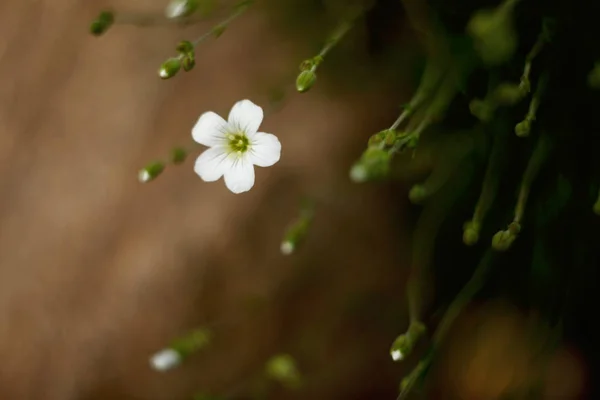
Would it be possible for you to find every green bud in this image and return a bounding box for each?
[467,3,518,66]
[493,82,524,105]
[182,55,196,72]
[408,184,427,204]
[469,98,494,122]
[170,328,212,357]
[176,40,194,54]
[384,129,397,146]
[593,199,600,216]
[350,147,392,182]
[389,321,426,362]
[138,162,165,183]
[296,69,317,93]
[587,63,600,89]
[368,131,385,147]
[462,220,480,246]
[90,11,114,36]
[515,120,531,137]
[265,354,301,389]
[170,147,188,164]
[165,0,199,19]
[492,230,515,251]
[281,203,314,255]
[159,58,181,80]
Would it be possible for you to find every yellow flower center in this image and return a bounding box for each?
[226,133,250,153]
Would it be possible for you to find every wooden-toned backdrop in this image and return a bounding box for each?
[0,1,410,399]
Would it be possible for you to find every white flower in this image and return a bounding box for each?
[150,348,181,371]
[192,99,281,194]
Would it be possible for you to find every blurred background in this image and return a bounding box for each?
[0,0,592,399]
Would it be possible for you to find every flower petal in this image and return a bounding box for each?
[227,99,263,137]
[249,132,281,167]
[224,156,255,194]
[192,111,228,146]
[194,146,232,182]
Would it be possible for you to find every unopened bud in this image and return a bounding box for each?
[150,348,182,371]
[176,40,194,53]
[296,69,317,93]
[159,58,181,79]
[390,321,426,362]
[515,120,531,137]
[462,220,480,246]
[265,354,301,389]
[492,229,515,251]
[90,11,114,36]
[467,1,518,65]
[469,98,495,122]
[182,55,196,72]
[165,0,199,19]
[594,199,600,216]
[408,184,427,204]
[588,63,600,89]
[138,162,165,183]
[170,147,188,164]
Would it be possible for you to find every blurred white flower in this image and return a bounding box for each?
[192,99,281,194]
[150,348,181,371]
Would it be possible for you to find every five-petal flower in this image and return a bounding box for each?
[192,99,281,194]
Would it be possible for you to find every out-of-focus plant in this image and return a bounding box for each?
[89,0,599,397]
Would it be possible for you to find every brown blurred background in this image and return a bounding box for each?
[0,1,414,399]
[2,1,589,399]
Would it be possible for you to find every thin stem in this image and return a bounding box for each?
[191,1,252,48]
[391,61,444,131]
[407,163,473,323]
[514,133,552,224]
[399,250,494,400]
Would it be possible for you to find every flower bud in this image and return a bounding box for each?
[281,204,313,255]
[138,162,165,183]
[158,58,181,79]
[350,147,392,182]
[176,40,194,53]
[469,98,495,122]
[265,354,301,389]
[150,348,182,371]
[408,184,427,205]
[515,120,531,137]
[492,230,515,251]
[296,69,317,93]
[90,11,114,36]
[467,2,518,66]
[594,199,600,216]
[165,0,199,19]
[170,147,188,164]
[588,62,600,89]
[182,55,196,72]
[171,328,212,356]
[389,321,426,362]
[462,220,480,246]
